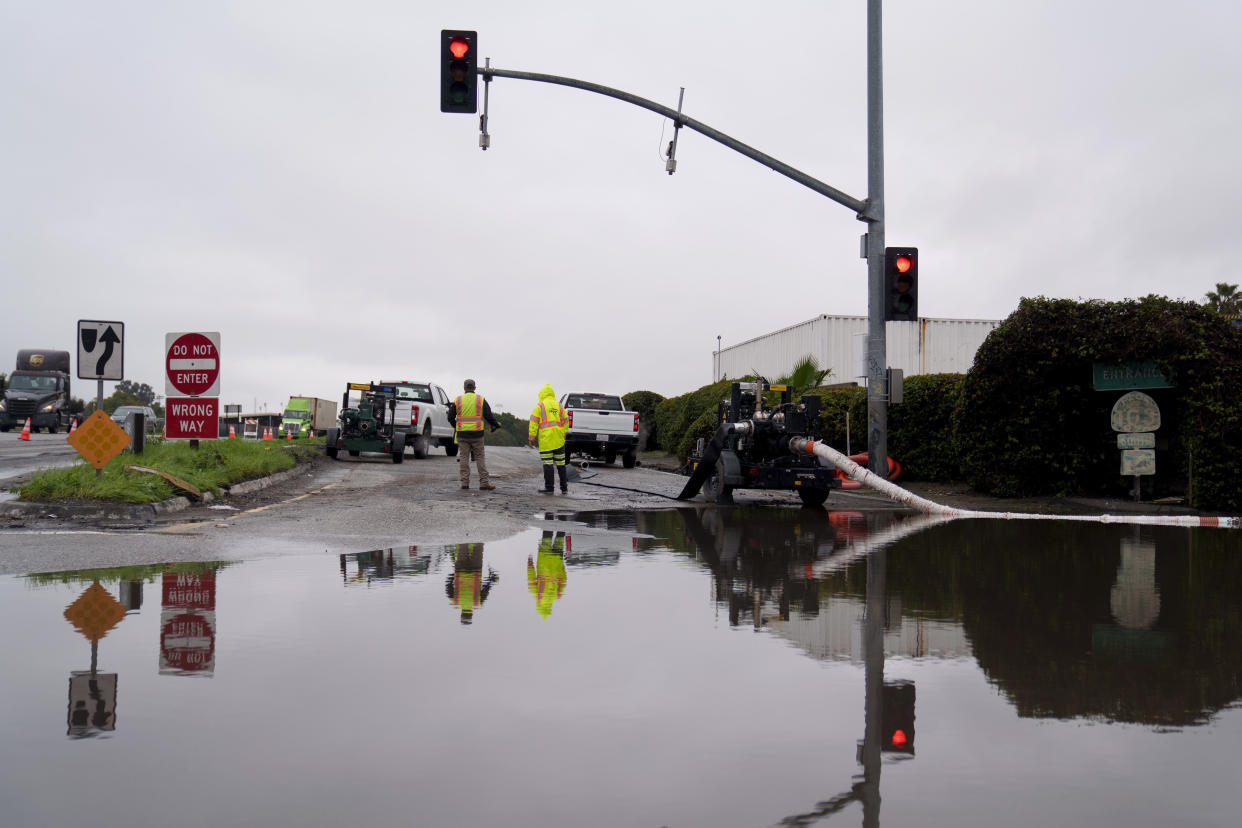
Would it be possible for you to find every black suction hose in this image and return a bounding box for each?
[675,423,734,501]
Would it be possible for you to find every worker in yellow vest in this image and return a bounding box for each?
[527,530,567,619]
[448,379,501,490]
[445,542,498,625]
[528,383,569,494]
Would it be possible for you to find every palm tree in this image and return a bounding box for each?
[775,355,831,397]
[1204,283,1240,314]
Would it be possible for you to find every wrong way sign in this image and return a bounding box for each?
[165,332,221,397]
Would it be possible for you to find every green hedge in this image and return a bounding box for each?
[952,296,1242,510]
[888,374,965,480]
[630,296,1242,510]
[622,390,665,450]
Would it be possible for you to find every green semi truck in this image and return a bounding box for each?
[281,395,337,438]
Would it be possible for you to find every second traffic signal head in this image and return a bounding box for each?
[881,680,916,755]
[440,29,478,114]
[884,247,919,322]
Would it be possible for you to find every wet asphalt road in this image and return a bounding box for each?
[0,429,81,486]
[1,445,838,575]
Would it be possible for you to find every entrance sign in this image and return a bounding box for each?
[77,319,125,380]
[1093,360,1175,391]
[165,332,221,397]
[165,397,220,440]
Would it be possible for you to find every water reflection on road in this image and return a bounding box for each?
[1,508,1238,827]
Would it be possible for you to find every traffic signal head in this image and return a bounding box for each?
[884,246,918,322]
[881,680,916,755]
[440,30,478,114]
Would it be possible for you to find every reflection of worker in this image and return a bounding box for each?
[528,383,569,494]
[445,542,499,625]
[447,379,501,491]
[527,530,568,619]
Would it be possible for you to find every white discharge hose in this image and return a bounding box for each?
[790,438,1240,530]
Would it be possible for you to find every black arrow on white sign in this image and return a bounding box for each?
[95,326,120,376]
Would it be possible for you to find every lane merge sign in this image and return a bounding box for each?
[165,331,220,397]
[77,319,125,380]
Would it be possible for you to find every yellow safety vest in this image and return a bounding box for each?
[455,393,485,433]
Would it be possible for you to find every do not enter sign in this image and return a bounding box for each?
[165,332,221,397]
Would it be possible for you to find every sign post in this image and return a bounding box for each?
[165,332,221,444]
[1110,391,1161,501]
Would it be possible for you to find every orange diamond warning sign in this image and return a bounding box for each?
[64,581,128,642]
[67,409,132,469]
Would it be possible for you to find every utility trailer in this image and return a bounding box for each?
[325,383,405,463]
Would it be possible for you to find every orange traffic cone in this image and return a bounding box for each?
[19,418,32,440]
[68,419,78,435]
[263,426,273,441]
[285,429,292,441]
[228,423,236,439]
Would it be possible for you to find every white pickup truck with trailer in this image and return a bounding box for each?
[382,380,457,458]
[560,392,640,468]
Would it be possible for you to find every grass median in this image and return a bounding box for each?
[16,437,320,503]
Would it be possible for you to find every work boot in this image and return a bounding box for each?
[540,466,555,493]
[557,464,568,494]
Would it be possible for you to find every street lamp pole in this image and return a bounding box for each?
[716,335,721,382]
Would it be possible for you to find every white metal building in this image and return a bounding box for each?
[713,314,1002,384]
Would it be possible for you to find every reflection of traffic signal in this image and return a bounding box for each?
[881,680,916,755]
[440,30,478,114]
[884,247,918,322]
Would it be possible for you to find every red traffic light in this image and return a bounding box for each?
[891,729,908,749]
[440,29,478,114]
[895,255,913,274]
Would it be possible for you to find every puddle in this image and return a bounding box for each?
[1,509,1239,827]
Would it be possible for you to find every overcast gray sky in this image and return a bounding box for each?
[3,1,1239,414]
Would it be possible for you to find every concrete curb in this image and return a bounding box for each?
[0,466,305,522]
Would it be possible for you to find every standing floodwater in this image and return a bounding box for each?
[1,508,1238,827]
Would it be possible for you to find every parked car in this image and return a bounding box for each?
[112,405,160,434]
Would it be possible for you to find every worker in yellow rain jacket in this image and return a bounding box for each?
[444,542,499,625]
[527,530,567,619]
[528,383,569,494]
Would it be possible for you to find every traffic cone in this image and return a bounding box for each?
[285,429,292,441]
[19,418,32,440]
[68,419,78,435]
[228,424,236,439]
[263,426,273,441]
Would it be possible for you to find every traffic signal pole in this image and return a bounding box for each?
[865,0,889,477]
[475,0,892,472]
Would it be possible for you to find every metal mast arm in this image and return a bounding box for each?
[479,66,869,217]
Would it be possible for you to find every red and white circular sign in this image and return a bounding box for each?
[165,332,221,397]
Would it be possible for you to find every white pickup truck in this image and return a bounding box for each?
[382,380,458,458]
[559,392,640,468]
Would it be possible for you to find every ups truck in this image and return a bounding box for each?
[0,349,73,433]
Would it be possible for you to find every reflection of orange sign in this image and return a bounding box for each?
[67,409,131,469]
[63,582,128,642]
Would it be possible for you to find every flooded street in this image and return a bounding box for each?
[2,507,1239,827]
